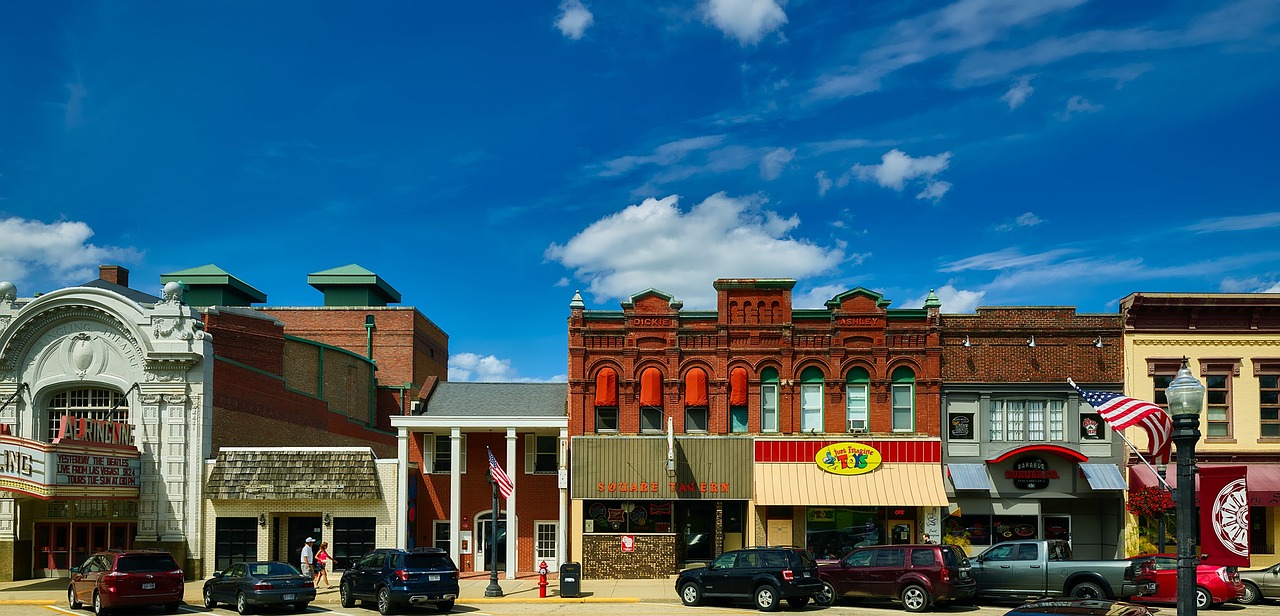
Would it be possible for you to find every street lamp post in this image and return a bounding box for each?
[1157,463,1168,554]
[485,469,504,598]
[1166,358,1205,616]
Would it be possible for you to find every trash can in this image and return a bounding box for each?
[559,562,582,598]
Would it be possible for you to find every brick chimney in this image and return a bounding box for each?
[99,265,130,287]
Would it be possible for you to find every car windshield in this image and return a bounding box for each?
[116,554,178,573]
[249,563,299,577]
[403,554,453,570]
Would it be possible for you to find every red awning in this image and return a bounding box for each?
[685,368,708,407]
[987,444,1088,464]
[594,368,617,407]
[640,367,663,407]
[729,367,748,407]
[1130,463,1280,507]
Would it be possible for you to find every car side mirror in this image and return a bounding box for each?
[975,556,984,564]
[70,566,80,574]
[212,571,223,579]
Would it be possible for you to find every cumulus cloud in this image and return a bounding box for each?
[759,147,794,180]
[545,193,844,308]
[846,149,953,201]
[1061,95,1101,119]
[815,171,833,197]
[1001,75,1035,109]
[702,0,788,46]
[449,352,567,382]
[0,217,141,290]
[907,284,985,313]
[555,0,594,40]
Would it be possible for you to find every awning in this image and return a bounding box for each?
[1080,463,1127,490]
[754,463,948,506]
[1130,463,1280,506]
[947,463,992,490]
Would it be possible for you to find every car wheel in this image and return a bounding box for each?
[378,586,397,615]
[293,601,309,612]
[1069,581,1106,599]
[754,584,780,612]
[340,581,356,608]
[1196,586,1212,610]
[437,599,454,612]
[786,595,809,609]
[203,586,217,609]
[901,584,930,613]
[237,591,252,615]
[92,592,107,616]
[813,581,836,607]
[680,582,703,606]
[68,587,82,609]
[163,602,179,614]
[1242,581,1262,604]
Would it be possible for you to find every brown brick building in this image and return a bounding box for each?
[567,279,948,578]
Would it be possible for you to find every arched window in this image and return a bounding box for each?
[594,368,618,432]
[760,368,779,433]
[729,367,749,433]
[46,387,127,443]
[639,367,664,433]
[891,366,916,432]
[800,367,825,433]
[846,367,870,433]
[685,368,708,433]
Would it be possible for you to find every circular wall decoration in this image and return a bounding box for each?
[1211,478,1250,557]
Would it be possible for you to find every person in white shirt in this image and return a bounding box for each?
[300,537,316,577]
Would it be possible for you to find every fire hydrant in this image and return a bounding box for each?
[538,561,550,598]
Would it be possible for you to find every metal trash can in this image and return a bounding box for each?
[559,562,582,598]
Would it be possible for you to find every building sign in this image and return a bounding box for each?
[815,442,882,476]
[53,414,134,447]
[620,535,635,553]
[0,434,140,499]
[1006,456,1059,490]
[949,414,974,440]
[596,481,731,494]
[1081,414,1106,440]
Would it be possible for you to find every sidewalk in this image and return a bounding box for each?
[0,572,681,606]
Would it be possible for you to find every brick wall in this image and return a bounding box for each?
[940,307,1123,383]
[581,534,677,579]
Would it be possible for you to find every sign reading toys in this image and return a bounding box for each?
[815,442,882,475]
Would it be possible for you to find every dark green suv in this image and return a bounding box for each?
[675,546,823,611]
[339,548,458,614]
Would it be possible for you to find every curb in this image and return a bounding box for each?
[0,600,57,605]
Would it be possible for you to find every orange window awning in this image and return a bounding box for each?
[729,367,748,407]
[686,369,708,407]
[595,368,617,407]
[640,367,663,407]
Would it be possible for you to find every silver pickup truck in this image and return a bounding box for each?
[969,540,1146,601]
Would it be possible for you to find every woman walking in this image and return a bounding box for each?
[314,541,334,588]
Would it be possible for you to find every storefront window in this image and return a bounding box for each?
[583,500,674,534]
[46,388,127,443]
[944,514,1040,546]
[805,507,883,559]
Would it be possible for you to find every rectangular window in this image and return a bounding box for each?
[1048,400,1065,441]
[424,434,467,474]
[891,384,913,431]
[595,408,618,432]
[1006,400,1025,441]
[1205,373,1232,438]
[685,407,708,432]
[989,399,1065,442]
[1028,401,1045,441]
[433,520,450,552]
[761,384,778,433]
[989,402,1004,441]
[525,435,558,474]
[640,407,663,433]
[729,407,748,433]
[1262,374,1280,438]
[332,517,376,568]
[846,385,868,432]
[801,384,823,432]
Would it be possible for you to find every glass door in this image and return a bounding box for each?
[475,511,507,573]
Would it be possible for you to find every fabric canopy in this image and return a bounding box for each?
[729,367,748,407]
[1080,463,1127,490]
[640,367,663,407]
[946,463,992,490]
[685,368,708,407]
[755,463,948,506]
[594,368,617,407]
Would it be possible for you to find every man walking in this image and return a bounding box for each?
[301,537,316,577]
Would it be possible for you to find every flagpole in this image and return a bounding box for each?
[485,459,503,598]
[1114,428,1173,493]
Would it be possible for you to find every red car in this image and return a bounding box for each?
[1128,554,1242,610]
[69,549,184,614]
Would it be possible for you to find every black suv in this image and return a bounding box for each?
[675,546,823,611]
[339,548,459,615]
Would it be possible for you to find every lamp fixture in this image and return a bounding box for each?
[1094,336,1104,348]
[1027,335,1036,348]
[258,513,267,528]
[621,501,635,513]
[324,513,332,527]
[961,335,971,347]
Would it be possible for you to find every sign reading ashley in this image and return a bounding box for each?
[53,413,134,447]
[815,442,882,475]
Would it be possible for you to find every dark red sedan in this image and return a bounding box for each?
[1128,554,1243,609]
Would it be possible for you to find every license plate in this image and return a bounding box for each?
[142,583,155,590]
[429,574,440,581]
[802,572,810,578]
[283,594,296,601]
[1142,583,1157,594]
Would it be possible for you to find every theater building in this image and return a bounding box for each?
[567,280,948,578]
[939,307,1127,559]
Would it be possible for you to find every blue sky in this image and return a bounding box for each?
[2,0,1279,383]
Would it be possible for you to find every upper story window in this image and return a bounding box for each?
[891,366,915,432]
[46,388,127,443]
[729,367,749,433]
[845,368,869,433]
[639,367,664,433]
[1201,359,1239,440]
[684,368,708,433]
[988,400,1066,442]
[524,435,558,474]
[423,434,467,473]
[761,368,779,433]
[594,367,618,433]
[1259,360,1280,439]
[800,367,824,433]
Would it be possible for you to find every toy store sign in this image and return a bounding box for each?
[1005,456,1059,490]
[0,435,140,499]
[815,442,882,476]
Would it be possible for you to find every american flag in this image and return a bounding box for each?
[487,447,514,500]
[1069,379,1173,464]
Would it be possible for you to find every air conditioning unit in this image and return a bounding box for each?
[847,420,867,433]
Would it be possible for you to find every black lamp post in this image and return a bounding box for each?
[1166,358,1205,616]
[484,469,504,598]
[1157,463,1167,554]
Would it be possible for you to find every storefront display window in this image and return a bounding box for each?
[943,514,1040,546]
[582,500,673,533]
[804,507,883,559]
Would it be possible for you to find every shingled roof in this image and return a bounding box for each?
[206,448,381,500]
[420,382,567,417]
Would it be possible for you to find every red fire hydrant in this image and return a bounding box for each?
[538,561,549,598]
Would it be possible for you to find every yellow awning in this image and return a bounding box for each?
[754,463,948,506]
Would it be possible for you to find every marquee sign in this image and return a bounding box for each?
[0,434,140,499]
[815,442,882,476]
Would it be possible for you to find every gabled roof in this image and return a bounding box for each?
[825,287,891,310]
[161,264,268,303]
[421,382,567,418]
[206,448,381,500]
[620,288,682,310]
[307,264,401,304]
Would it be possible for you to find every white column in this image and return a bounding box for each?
[450,428,462,568]
[505,428,517,579]
[396,428,409,549]
[558,428,568,568]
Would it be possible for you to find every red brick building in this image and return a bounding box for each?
[567,279,948,578]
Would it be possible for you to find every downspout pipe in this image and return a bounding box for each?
[364,314,376,359]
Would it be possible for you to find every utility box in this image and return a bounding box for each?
[559,562,582,598]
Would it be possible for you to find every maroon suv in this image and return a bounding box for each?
[814,543,975,613]
[68,549,184,614]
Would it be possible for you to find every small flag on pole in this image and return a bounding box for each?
[487,447,514,500]
[1069,379,1172,464]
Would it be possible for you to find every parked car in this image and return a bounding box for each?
[339,547,459,615]
[1239,561,1280,604]
[202,560,315,614]
[969,539,1149,600]
[1003,598,1157,616]
[812,543,975,612]
[675,546,823,611]
[1128,553,1242,609]
[68,549,184,615]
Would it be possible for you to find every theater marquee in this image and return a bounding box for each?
[0,433,141,499]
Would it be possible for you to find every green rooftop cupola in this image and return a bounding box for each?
[160,264,267,307]
[923,289,941,309]
[307,264,402,307]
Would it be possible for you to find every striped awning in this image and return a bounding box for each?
[1080,463,1127,490]
[754,463,948,506]
[946,463,992,490]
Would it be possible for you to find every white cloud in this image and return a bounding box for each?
[1060,95,1101,119]
[759,147,794,180]
[815,171,833,197]
[702,0,788,46]
[555,0,594,40]
[1186,212,1280,233]
[995,211,1042,231]
[907,284,985,313]
[597,135,727,177]
[0,217,141,290]
[1220,276,1280,293]
[545,193,844,308]
[846,149,953,201]
[1001,75,1035,109]
[1090,63,1153,89]
[449,353,566,382]
[941,247,1078,272]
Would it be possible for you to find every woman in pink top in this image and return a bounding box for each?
[314,542,334,588]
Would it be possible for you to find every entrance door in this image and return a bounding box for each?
[475,511,507,573]
[767,518,793,547]
[534,521,558,571]
[287,517,322,567]
[888,520,914,545]
[680,502,716,561]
